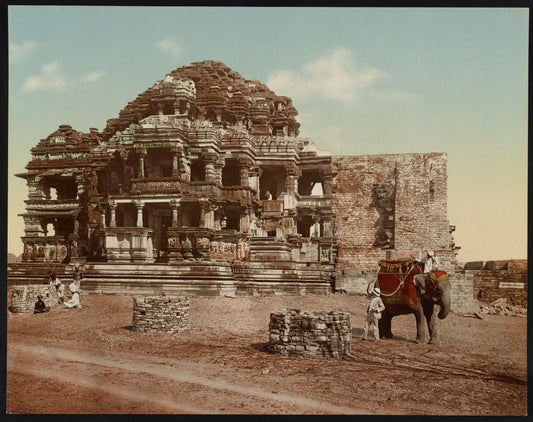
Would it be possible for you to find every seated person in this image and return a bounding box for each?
[34,295,50,313]
[64,282,81,309]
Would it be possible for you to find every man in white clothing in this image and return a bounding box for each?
[362,286,385,342]
[64,282,81,308]
[421,249,439,273]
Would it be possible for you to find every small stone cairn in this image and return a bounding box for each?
[269,309,352,359]
[10,284,58,313]
[132,295,190,333]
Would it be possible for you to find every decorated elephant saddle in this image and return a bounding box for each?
[377,260,424,311]
[430,270,449,286]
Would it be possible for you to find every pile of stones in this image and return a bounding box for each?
[268,309,351,359]
[132,295,190,333]
[10,284,58,313]
[479,298,527,317]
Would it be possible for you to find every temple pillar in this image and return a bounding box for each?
[136,147,147,179]
[134,200,144,228]
[238,157,252,187]
[170,145,180,177]
[203,153,218,183]
[170,199,180,228]
[320,169,333,197]
[312,214,321,238]
[109,200,117,228]
[198,198,209,228]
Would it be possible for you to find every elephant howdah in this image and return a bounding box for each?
[376,260,424,311]
[373,259,452,345]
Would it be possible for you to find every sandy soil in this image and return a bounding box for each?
[6,292,527,415]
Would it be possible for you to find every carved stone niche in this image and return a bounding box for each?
[371,169,396,249]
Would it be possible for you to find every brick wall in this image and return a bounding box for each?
[464,260,528,306]
[332,153,457,274]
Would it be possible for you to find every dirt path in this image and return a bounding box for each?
[6,293,527,415]
[8,343,371,414]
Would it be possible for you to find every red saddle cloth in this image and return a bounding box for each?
[377,260,423,311]
[429,270,449,286]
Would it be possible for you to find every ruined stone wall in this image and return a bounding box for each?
[449,274,478,314]
[10,285,58,313]
[268,309,351,359]
[132,295,190,333]
[332,153,456,274]
[335,270,378,295]
[464,260,528,306]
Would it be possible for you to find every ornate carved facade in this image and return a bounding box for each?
[16,61,336,291]
[15,61,458,294]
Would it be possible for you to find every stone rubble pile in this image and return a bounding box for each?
[479,298,527,317]
[269,309,351,359]
[10,284,58,313]
[132,295,190,333]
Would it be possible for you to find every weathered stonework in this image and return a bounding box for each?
[332,153,458,274]
[10,284,58,313]
[268,309,351,359]
[132,295,190,333]
[449,273,478,314]
[463,259,528,306]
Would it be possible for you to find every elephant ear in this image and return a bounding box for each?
[413,274,428,295]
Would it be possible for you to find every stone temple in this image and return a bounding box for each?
[11,60,460,296]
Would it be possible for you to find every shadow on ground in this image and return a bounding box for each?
[351,327,416,344]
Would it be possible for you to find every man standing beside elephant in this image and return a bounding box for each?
[362,286,385,342]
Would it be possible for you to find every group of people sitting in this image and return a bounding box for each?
[34,267,83,314]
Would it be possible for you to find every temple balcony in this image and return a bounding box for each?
[165,226,215,261]
[100,227,154,263]
[130,177,190,195]
[189,181,221,197]
[220,186,255,203]
[296,195,331,211]
[261,199,284,217]
[25,199,81,212]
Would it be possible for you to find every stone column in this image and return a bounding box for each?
[238,158,252,187]
[203,153,218,183]
[170,199,180,228]
[136,147,147,179]
[109,200,117,228]
[134,200,144,228]
[321,169,333,197]
[179,155,190,182]
[198,198,209,228]
[285,163,300,195]
[312,214,321,238]
[170,145,180,177]
[240,207,251,233]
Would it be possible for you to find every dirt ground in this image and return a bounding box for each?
[6,291,527,415]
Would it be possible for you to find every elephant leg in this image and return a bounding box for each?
[415,306,427,344]
[379,312,393,338]
[424,303,440,345]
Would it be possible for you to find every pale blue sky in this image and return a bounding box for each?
[8,6,528,262]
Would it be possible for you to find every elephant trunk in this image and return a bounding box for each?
[438,281,451,319]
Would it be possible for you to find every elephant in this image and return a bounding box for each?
[370,266,451,345]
